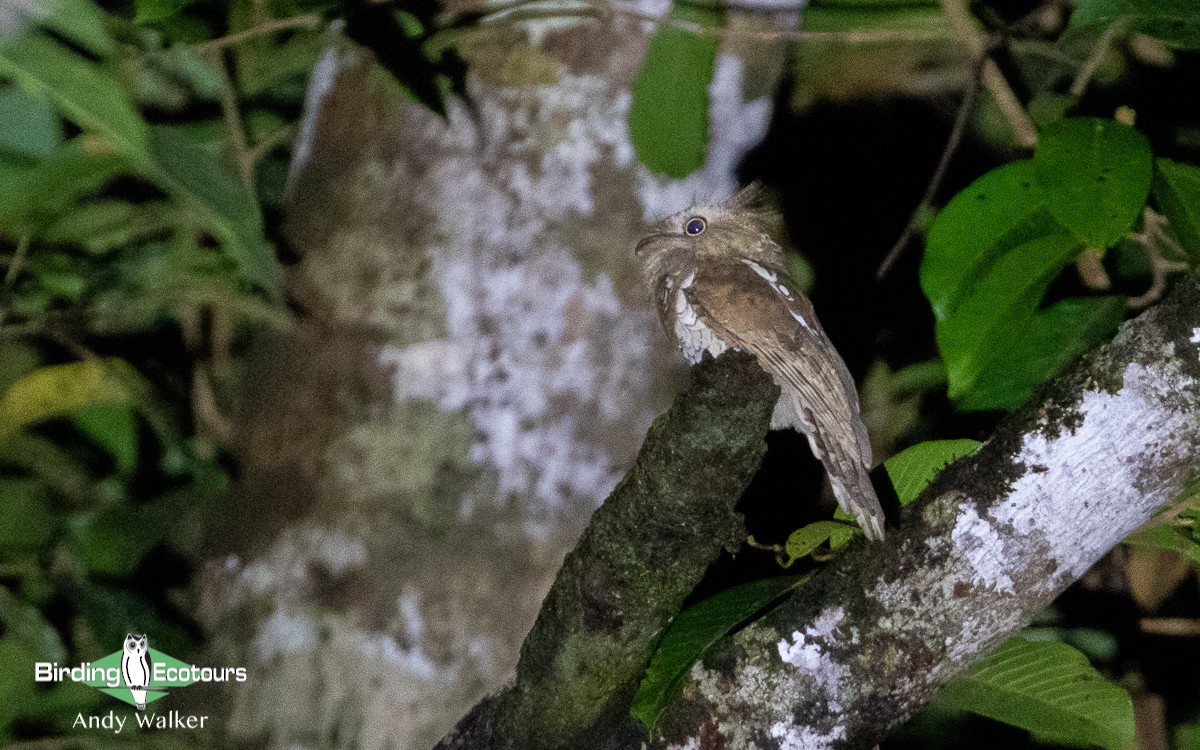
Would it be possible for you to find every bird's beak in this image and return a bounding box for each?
[634,233,667,255]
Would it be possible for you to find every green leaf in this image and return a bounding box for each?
[831,439,979,542]
[31,0,116,57]
[68,507,162,576]
[921,161,1062,319]
[1033,117,1153,248]
[0,136,126,230]
[0,479,57,555]
[1071,0,1200,49]
[144,125,282,292]
[1152,157,1200,260]
[0,433,97,507]
[884,439,981,503]
[75,403,139,476]
[784,520,854,562]
[0,359,133,441]
[937,232,1081,400]
[628,5,721,178]
[0,588,66,733]
[41,199,173,254]
[0,86,61,160]
[236,30,327,97]
[0,33,148,157]
[956,295,1126,411]
[923,157,1128,412]
[135,0,196,24]
[1124,523,1200,565]
[1176,723,1200,750]
[632,576,805,731]
[937,637,1135,750]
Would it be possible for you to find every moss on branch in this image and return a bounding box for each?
[436,351,778,750]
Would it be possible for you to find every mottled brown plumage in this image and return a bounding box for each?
[635,184,886,540]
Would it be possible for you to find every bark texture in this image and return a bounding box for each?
[438,352,778,750]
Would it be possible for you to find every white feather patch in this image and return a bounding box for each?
[673,288,729,364]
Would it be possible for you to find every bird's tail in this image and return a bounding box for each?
[827,455,886,542]
[780,395,887,541]
[796,400,886,541]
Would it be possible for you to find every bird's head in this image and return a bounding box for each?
[633,182,785,282]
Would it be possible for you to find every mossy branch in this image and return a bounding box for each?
[435,352,779,750]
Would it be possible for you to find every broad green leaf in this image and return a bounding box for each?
[0,479,57,555]
[0,87,61,159]
[1176,723,1200,750]
[69,507,161,576]
[832,439,979,543]
[42,199,173,254]
[1124,523,1200,565]
[237,30,327,97]
[0,360,132,440]
[784,520,854,562]
[0,588,66,733]
[145,125,282,292]
[827,506,863,548]
[1071,0,1200,49]
[956,295,1125,411]
[629,5,721,178]
[937,233,1081,400]
[0,33,148,157]
[921,161,1062,319]
[135,0,196,24]
[75,403,139,476]
[0,137,126,233]
[884,439,981,503]
[31,0,116,57]
[1033,118,1153,248]
[1152,158,1200,259]
[937,637,1135,750]
[632,575,805,731]
[0,433,97,506]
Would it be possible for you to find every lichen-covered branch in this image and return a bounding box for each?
[436,352,778,750]
[652,275,1200,750]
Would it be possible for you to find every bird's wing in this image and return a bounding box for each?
[682,259,872,464]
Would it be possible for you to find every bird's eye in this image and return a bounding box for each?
[684,217,707,236]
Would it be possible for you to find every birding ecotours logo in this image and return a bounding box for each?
[35,633,248,709]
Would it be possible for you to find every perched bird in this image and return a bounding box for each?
[634,183,886,540]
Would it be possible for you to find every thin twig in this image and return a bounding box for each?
[1069,17,1126,97]
[939,0,1037,148]
[1128,208,1191,309]
[3,234,31,287]
[0,234,32,328]
[1140,618,1200,637]
[192,14,323,52]
[876,59,984,279]
[248,122,297,165]
[210,50,256,193]
[981,59,1038,147]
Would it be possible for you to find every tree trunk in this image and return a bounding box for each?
[196,8,798,749]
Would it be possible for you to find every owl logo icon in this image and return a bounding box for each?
[120,634,151,710]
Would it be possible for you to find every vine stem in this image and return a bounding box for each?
[193,14,323,52]
[876,57,984,279]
